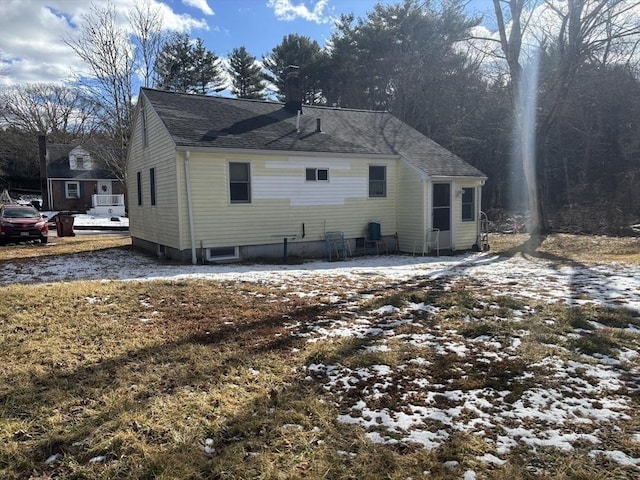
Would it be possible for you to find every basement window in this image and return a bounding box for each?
[206,246,239,262]
[306,168,329,181]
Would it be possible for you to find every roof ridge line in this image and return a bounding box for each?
[140,87,391,113]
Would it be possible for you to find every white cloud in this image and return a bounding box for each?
[0,1,87,86]
[0,0,209,87]
[267,0,333,24]
[182,0,214,16]
[154,2,209,33]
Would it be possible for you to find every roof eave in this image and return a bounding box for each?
[430,174,488,181]
[174,145,400,160]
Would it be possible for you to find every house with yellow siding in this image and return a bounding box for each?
[126,80,487,264]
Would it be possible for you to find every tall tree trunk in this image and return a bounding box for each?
[494,0,549,233]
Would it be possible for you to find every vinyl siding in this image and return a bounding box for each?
[179,152,398,250]
[127,95,181,249]
[396,159,425,253]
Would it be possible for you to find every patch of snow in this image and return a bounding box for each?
[589,450,640,469]
[4,246,640,471]
[478,453,507,466]
[45,453,62,464]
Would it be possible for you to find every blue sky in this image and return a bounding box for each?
[184,0,496,59]
[0,0,497,87]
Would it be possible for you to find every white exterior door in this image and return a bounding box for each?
[97,181,112,196]
[432,183,451,250]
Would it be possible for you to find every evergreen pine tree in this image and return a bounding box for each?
[228,46,265,99]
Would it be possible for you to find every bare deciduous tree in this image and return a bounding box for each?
[491,0,640,234]
[65,1,135,182]
[0,84,100,143]
[129,0,166,88]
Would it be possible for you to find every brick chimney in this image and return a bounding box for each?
[283,66,302,114]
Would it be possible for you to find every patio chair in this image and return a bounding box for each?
[365,221,387,255]
[422,228,440,256]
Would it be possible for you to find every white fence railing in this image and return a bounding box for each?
[92,194,125,207]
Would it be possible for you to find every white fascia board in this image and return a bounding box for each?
[174,146,399,160]
[430,175,488,182]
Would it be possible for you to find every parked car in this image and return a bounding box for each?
[0,204,49,244]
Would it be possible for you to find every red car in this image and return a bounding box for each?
[0,204,49,244]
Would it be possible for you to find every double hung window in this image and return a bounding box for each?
[369,166,386,197]
[229,162,251,203]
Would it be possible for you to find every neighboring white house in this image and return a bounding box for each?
[126,80,487,264]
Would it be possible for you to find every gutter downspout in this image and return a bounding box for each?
[184,151,197,265]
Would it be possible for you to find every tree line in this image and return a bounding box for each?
[1,0,639,234]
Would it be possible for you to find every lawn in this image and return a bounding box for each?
[1,233,639,479]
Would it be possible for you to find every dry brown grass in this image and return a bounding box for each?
[2,232,637,265]
[0,234,130,261]
[1,234,639,479]
[489,232,640,264]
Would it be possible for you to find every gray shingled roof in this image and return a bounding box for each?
[142,88,485,178]
[46,144,117,180]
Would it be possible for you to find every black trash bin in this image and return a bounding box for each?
[55,213,75,237]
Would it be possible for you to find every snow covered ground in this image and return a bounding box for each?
[2,247,640,475]
[43,212,129,230]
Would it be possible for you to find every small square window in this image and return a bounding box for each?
[305,168,329,181]
[306,168,316,181]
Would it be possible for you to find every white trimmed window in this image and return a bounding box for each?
[65,181,80,199]
[229,162,251,203]
[369,165,386,197]
[206,246,239,261]
[461,187,475,222]
[305,168,329,181]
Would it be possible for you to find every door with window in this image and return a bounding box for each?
[432,183,451,250]
[97,181,112,196]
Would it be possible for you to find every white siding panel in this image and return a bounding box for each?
[265,159,353,170]
[183,153,398,249]
[253,176,367,206]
